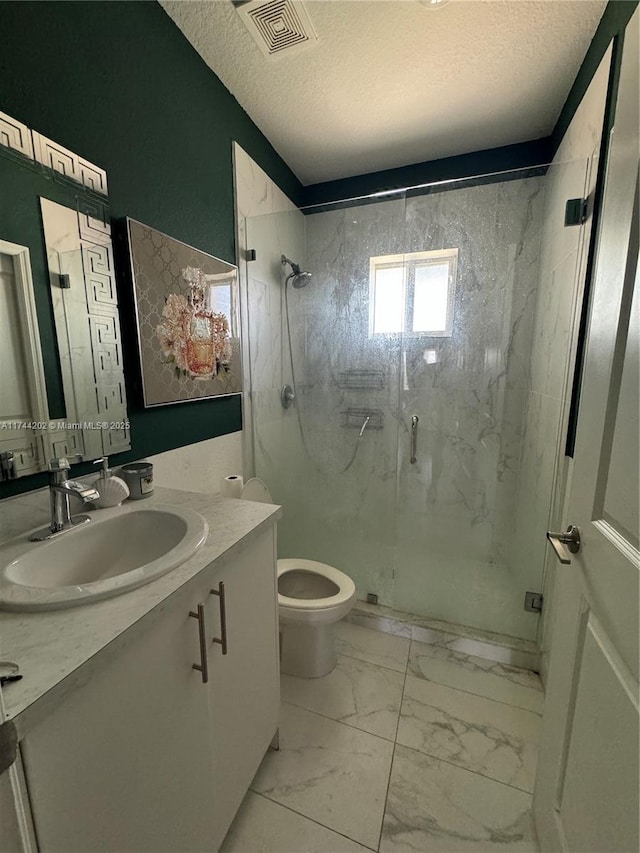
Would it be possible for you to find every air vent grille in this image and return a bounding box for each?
[236,0,318,58]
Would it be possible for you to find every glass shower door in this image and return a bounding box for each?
[392,175,548,641]
[245,161,591,644]
[246,198,405,607]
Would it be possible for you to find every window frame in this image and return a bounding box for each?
[368,248,458,338]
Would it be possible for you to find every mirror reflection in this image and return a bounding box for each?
[0,110,131,479]
[42,198,129,459]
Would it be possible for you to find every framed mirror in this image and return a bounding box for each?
[0,110,131,479]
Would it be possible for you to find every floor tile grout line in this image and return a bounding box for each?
[403,662,544,716]
[335,648,410,675]
[376,741,397,853]
[251,790,378,852]
[407,636,544,682]
[279,696,398,743]
[393,740,536,798]
[334,649,410,676]
[280,699,396,746]
[404,674,543,715]
[376,661,410,852]
[281,643,410,742]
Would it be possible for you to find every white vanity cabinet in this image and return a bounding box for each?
[19,524,279,853]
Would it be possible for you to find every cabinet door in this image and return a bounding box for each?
[21,578,217,853]
[207,527,280,849]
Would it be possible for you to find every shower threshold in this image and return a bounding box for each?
[346,600,540,673]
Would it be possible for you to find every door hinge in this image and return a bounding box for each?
[564,198,588,227]
[0,719,18,775]
[524,591,543,613]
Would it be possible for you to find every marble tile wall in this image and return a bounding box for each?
[249,176,547,640]
[394,180,544,638]
[233,144,305,483]
[510,50,611,667]
[149,433,243,494]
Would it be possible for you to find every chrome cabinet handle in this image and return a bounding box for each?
[189,603,209,683]
[410,415,419,464]
[210,581,228,655]
[546,525,581,564]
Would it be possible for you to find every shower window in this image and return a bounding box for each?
[369,248,457,337]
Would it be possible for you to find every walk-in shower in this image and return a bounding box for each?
[243,162,587,643]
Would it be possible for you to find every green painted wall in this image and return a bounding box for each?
[0,0,303,498]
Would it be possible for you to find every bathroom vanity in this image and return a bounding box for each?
[0,488,281,852]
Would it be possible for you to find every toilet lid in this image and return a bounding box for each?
[240,477,273,503]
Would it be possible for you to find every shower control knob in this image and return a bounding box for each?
[281,384,296,409]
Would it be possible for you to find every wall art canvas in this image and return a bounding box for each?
[127,219,241,406]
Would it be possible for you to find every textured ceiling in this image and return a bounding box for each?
[161,0,606,185]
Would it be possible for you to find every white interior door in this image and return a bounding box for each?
[533,13,639,853]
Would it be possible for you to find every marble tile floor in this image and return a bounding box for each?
[222,622,543,853]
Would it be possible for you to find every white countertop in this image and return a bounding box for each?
[0,487,281,735]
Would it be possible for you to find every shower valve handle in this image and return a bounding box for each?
[281,385,295,409]
[410,415,419,464]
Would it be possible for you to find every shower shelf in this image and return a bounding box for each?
[336,369,386,390]
[341,408,384,430]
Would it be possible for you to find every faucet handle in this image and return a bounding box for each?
[48,457,71,472]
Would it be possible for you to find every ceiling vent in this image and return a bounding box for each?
[233,0,318,58]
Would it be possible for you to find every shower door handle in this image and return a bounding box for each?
[410,415,419,464]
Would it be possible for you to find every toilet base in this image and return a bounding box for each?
[280,622,337,678]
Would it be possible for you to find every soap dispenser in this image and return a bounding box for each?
[92,457,130,508]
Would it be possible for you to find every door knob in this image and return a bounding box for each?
[546,525,581,564]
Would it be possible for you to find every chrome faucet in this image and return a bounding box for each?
[29,458,100,542]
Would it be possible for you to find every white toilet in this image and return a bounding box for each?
[240,478,357,678]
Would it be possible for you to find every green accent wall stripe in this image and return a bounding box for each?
[300,139,553,208]
[551,0,638,153]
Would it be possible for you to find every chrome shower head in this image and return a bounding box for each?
[281,254,312,288]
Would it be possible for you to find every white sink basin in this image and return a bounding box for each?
[0,504,208,611]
